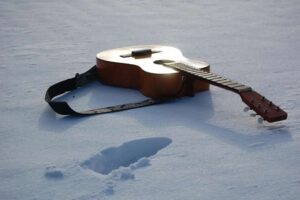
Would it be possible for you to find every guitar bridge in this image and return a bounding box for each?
[120,49,161,58]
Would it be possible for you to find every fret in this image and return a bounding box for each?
[190,69,210,76]
[208,76,222,81]
[201,74,218,79]
[227,83,243,88]
[217,79,232,84]
[193,71,212,77]
[223,82,245,89]
[187,70,203,77]
[202,76,215,81]
[210,77,224,82]
[172,63,205,74]
[193,72,203,77]
[193,72,211,78]
[222,81,238,86]
[186,68,205,74]
[178,66,205,75]
[226,82,239,86]
[173,64,215,79]
[190,70,219,79]
[178,65,218,80]
[234,85,248,90]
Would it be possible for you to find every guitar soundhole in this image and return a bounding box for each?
[154,60,175,65]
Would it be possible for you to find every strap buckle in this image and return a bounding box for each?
[75,66,97,88]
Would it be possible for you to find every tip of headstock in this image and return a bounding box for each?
[240,91,287,123]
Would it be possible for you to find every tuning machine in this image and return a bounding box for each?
[257,117,264,124]
[248,112,264,124]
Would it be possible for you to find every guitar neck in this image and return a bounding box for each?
[165,61,287,122]
[165,62,252,94]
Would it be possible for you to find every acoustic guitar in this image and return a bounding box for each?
[96,45,287,123]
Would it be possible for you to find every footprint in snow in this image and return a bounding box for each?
[81,137,172,175]
[44,166,64,180]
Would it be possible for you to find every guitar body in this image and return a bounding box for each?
[96,45,210,99]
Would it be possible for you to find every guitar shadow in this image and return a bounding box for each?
[39,81,292,151]
[39,106,88,132]
[114,90,292,151]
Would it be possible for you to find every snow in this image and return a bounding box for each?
[0,0,300,200]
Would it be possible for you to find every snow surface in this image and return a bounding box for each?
[0,0,300,200]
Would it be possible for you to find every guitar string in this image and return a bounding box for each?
[177,62,251,91]
[166,62,247,91]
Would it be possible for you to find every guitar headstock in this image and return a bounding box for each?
[240,91,287,122]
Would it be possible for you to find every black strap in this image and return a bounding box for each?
[45,66,167,116]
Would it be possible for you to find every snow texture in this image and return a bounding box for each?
[0,0,300,200]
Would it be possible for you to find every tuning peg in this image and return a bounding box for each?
[257,117,264,124]
[250,113,257,117]
[243,107,250,112]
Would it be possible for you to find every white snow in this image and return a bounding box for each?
[1,0,300,200]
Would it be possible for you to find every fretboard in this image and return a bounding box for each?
[165,62,252,94]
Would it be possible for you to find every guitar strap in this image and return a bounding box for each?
[45,65,176,116]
